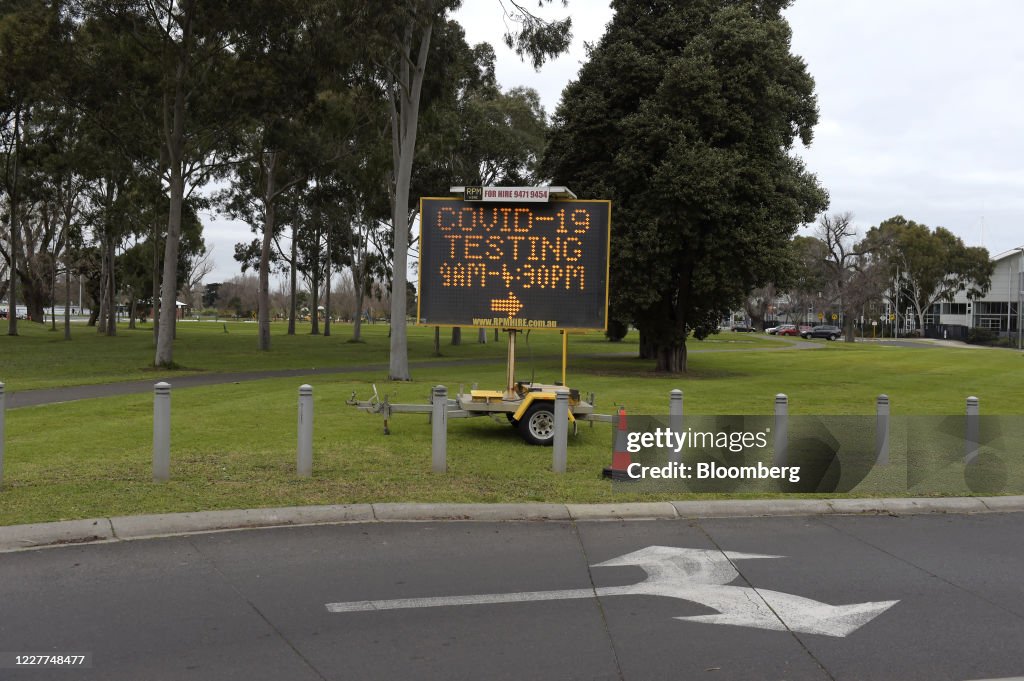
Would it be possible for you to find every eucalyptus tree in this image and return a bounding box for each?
[376,0,572,380]
[82,0,246,364]
[1,0,74,335]
[866,215,993,333]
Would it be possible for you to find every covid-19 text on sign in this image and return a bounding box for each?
[417,198,611,330]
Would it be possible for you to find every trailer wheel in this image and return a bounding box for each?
[518,402,555,446]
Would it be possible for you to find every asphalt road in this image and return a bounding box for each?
[2,513,1023,681]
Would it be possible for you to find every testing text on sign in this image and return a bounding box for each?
[417,198,611,330]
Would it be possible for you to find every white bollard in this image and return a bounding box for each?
[153,382,171,482]
[773,394,788,466]
[669,389,683,464]
[0,382,5,488]
[965,396,980,465]
[297,384,313,477]
[553,389,569,473]
[432,386,448,473]
[876,394,890,465]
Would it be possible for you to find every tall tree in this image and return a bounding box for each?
[543,0,827,371]
[866,215,993,332]
[378,0,571,380]
[813,212,888,342]
[89,0,245,364]
[1,0,73,335]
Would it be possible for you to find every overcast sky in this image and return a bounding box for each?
[204,0,1024,282]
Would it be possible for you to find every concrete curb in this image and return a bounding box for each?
[2,496,1022,553]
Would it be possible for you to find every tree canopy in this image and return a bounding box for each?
[542,0,827,372]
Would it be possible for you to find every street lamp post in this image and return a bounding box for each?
[1017,247,1023,351]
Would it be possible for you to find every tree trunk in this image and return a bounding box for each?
[324,225,331,337]
[288,223,297,335]
[654,342,687,373]
[639,329,655,359]
[63,248,71,341]
[128,292,137,330]
[156,163,185,364]
[97,244,108,335]
[450,326,461,345]
[7,108,20,337]
[105,236,117,337]
[257,151,277,351]
[152,220,160,345]
[310,226,320,336]
[433,326,440,356]
[388,19,433,381]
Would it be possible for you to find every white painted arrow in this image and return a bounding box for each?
[325,545,898,638]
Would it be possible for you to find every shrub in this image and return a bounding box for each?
[966,328,999,345]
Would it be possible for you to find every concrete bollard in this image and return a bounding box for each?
[153,382,171,482]
[553,389,569,473]
[432,386,448,473]
[965,396,980,465]
[669,389,683,464]
[297,384,313,477]
[876,394,890,466]
[0,382,5,488]
[773,394,788,466]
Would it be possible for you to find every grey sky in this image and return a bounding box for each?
[204,0,1024,282]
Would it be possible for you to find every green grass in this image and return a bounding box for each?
[1,321,1023,525]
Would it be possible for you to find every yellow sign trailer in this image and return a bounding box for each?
[348,187,613,445]
[347,328,612,446]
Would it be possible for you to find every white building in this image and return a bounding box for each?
[929,247,1023,338]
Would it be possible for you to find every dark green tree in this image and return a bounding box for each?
[542,0,827,371]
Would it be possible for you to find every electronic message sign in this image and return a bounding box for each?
[417,198,611,330]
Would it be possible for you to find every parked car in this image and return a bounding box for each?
[731,324,756,333]
[776,324,799,337]
[801,324,843,340]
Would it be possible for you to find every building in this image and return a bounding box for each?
[929,247,1023,339]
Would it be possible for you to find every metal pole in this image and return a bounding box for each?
[560,330,567,387]
[553,389,569,473]
[432,385,448,473]
[505,330,517,397]
[965,396,980,465]
[297,384,313,477]
[875,394,890,466]
[669,389,683,465]
[773,394,788,466]
[153,382,171,482]
[0,382,5,488]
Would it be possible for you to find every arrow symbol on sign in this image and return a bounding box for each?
[490,292,523,317]
[325,546,897,637]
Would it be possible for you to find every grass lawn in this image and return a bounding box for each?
[1,321,1023,525]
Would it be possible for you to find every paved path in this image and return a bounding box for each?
[6,339,820,409]
[2,509,1022,680]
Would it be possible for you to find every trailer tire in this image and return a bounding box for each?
[518,402,555,446]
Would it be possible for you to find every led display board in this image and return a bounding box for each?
[417,198,611,330]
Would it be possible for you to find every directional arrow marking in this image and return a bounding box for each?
[325,546,898,638]
[489,292,523,317]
